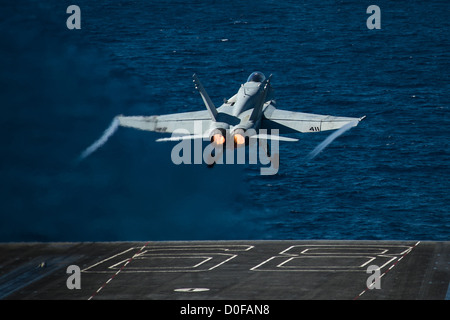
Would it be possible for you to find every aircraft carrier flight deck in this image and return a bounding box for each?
[0,240,448,300]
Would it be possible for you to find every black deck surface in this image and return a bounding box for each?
[0,240,448,300]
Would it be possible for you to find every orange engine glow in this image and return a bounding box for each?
[234,134,245,145]
[212,134,226,145]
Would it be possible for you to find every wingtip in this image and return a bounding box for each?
[359,115,367,121]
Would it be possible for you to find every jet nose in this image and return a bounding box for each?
[247,72,266,83]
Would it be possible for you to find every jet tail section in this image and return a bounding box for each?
[250,74,272,122]
[193,74,218,121]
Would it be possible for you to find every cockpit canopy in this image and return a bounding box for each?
[247,71,266,83]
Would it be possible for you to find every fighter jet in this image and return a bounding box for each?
[78,72,364,167]
[116,71,364,147]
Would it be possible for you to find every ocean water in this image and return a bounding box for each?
[0,0,448,242]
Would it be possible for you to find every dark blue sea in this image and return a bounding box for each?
[0,0,448,242]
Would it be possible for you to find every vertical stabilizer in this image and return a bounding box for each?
[250,74,272,122]
[193,74,218,121]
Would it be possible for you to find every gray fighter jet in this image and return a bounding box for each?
[117,72,364,148]
[79,72,364,166]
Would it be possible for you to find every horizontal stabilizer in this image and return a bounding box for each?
[251,134,298,142]
[156,134,206,142]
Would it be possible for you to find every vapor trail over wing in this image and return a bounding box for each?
[306,120,359,161]
[77,117,120,161]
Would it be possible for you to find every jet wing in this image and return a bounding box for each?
[117,110,212,135]
[261,105,362,134]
